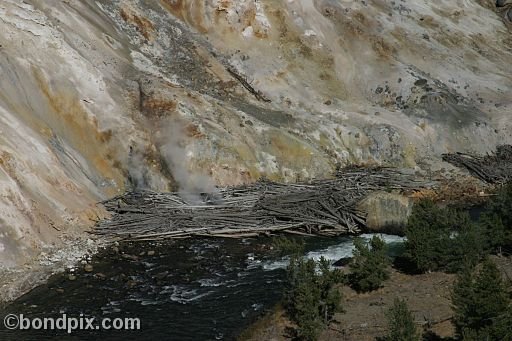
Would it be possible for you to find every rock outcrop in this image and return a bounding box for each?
[0,0,511,267]
[358,191,413,234]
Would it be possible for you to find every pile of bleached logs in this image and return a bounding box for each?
[442,145,512,184]
[94,167,433,241]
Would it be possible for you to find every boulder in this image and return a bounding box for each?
[358,192,413,234]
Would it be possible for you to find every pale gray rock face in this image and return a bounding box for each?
[358,192,413,234]
[0,0,511,267]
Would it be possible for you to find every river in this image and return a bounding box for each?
[0,234,404,341]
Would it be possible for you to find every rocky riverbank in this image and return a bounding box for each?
[0,232,99,305]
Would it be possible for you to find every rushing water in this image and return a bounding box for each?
[0,234,404,341]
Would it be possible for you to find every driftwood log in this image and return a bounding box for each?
[226,67,271,102]
[442,145,512,184]
[94,167,433,241]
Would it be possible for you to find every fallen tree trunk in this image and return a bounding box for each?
[94,167,434,241]
[442,145,512,184]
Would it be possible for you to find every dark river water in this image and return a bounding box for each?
[0,234,404,341]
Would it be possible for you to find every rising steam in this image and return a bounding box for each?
[158,119,218,204]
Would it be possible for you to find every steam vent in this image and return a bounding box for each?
[0,0,511,316]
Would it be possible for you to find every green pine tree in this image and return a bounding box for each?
[404,200,455,272]
[452,258,510,338]
[404,200,487,273]
[490,306,512,341]
[272,236,305,256]
[478,213,506,254]
[384,298,421,341]
[317,257,343,323]
[284,254,344,340]
[285,256,322,340]
[349,236,390,292]
[445,216,487,272]
[478,183,512,251]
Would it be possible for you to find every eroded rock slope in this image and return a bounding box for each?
[0,0,511,267]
